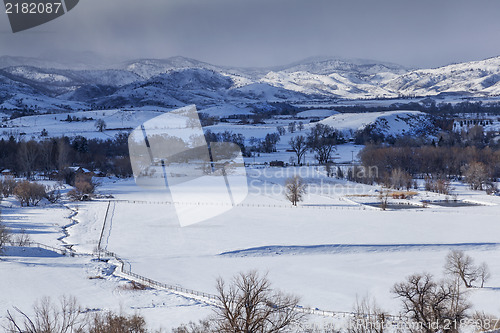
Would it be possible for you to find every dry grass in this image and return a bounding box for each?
[391,191,418,199]
[118,281,148,291]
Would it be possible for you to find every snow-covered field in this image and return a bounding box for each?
[1,105,499,331]
[0,107,436,148]
[2,166,500,330]
[0,109,169,140]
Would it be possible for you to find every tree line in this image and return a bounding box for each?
[0,133,132,179]
[358,145,500,193]
[336,101,500,115]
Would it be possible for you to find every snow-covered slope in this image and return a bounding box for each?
[122,57,220,79]
[318,110,435,137]
[277,56,407,77]
[261,71,396,98]
[384,56,500,97]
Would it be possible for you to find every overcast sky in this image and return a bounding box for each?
[1,0,500,69]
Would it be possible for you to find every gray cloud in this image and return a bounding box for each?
[1,0,500,68]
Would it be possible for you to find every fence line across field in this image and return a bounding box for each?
[99,198,377,211]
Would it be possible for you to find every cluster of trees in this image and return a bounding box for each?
[1,178,58,207]
[392,273,469,333]
[359,145,500,193]
[391,250,492,333]
[62,115,95,123]
[1,176,93,206]
[279,121,304,135]
[249,133,281,154]
[5,296,148,333]
[204,130,247,155]
[0,133,132,179]
[289,124,345,165]
[348,250,494,333]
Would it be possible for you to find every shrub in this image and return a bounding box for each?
[67,174,97,201]
[13,181,47,207]
[45,183,63,204]
[10,228,32,247]
[1,178,17,198]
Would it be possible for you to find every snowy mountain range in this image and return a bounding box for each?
[2,55,500,113]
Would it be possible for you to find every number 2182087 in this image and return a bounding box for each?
[5,2,62,14]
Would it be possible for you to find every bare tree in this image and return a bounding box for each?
[348,295,387,333]
[5,296,149,333]
[17,140,39,179]
[472,311,500,332]
[389,169,413,190]
[6,296,84,333]
[444,250,478,288]
[392,273,469,333]
[10,229,32,247]
[306,124,340,165]
[462,162,490,191]
[214,271,304,333]
[0,221,11,254]
[289,135,308,165]
[56,138,71,171]
[476,262,491,288]
[95,119,107,132]
[276,126,286,136]
[288,121,296,134]
[285,176,307,206]
[378,187,389,211]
